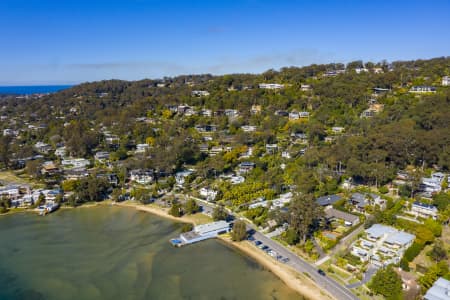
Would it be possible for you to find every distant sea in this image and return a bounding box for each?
[0,85,73,95]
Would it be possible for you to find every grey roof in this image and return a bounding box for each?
[424,277,450,300]
[325,208,359,223]
[316,194,341,206]
[385,231,415,246]
[366,224,397,238]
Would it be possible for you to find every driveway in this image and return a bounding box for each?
[346,265,378,288]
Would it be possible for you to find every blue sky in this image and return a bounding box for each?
[1,0,449,85]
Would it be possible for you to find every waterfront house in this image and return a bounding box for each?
[178,221,230,245]
[199,187,218,201]
[129,169,154,185]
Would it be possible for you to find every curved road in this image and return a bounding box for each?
[252,231,359,300]
[188,196,360,300]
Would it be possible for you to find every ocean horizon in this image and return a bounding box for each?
[0,85,73,95]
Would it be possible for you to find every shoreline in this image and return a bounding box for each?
[2,201,334,300]
[217,236,334,300]
[114,201,334,300]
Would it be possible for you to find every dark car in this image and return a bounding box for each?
[247,236,255,241]
[254,240,262,246]
[318,269,326,276]
[281,257,290,263]
[261,245,269,251]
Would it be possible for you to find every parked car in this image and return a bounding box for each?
[254,240,262,246]
[281,258,290,263]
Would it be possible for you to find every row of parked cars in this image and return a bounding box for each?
[251,238,290,264]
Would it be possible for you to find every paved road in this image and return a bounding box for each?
[187,195,359,300]
[252,231,360,300]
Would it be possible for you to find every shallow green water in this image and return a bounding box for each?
[0,207,301,300]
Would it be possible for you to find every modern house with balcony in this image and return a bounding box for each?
[351,224,415,267]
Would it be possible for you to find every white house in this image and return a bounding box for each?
[259,83,284,90]
[55,146,66,158]
[300,84,312,91]
[442,76,450,86]
[191,90,210,97]
[241,125,257,132]
[424,277,450,300]
[409,86,436,93]
[411,202,438,219]
[61,158,90,169]
[175,170,194,186]
[135,144,150,154]
[129,169,154,185]
[199,187,218,201]
[34,142,52,154]
[351,224,415,267]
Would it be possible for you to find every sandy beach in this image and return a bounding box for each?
[115,201,334,300]
[218,236,334,300]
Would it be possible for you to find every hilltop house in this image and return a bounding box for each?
[250,105,261,114]
[191,90,210,97]
[420,172,445,193]
[241,125,257,132]
[34,142,52,154]
[238,162,256,174]
[410,202,438,220]
[55,146,66,158]
[61,158,90,169]
[442,76,450,86]
[409,86,436,93]
[135,144,150,154]
[259,83,284,90]
[94,151,110,162]
[266,144,278,154]
[351,224,415,267]
[300,84,312,91]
